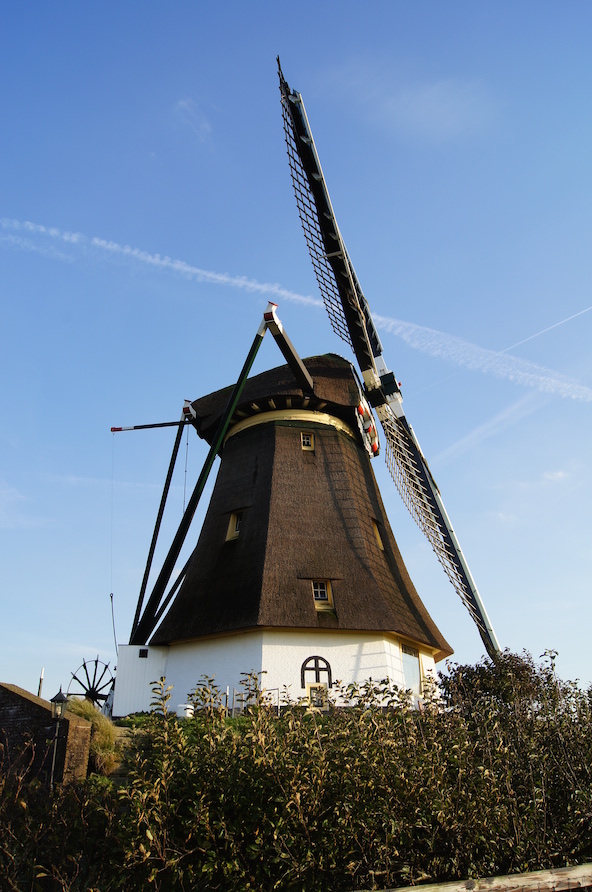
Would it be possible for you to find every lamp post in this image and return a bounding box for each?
[49,686,68,791]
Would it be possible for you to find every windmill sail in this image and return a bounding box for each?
[278,60,500,658]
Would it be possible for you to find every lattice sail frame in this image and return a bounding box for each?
[381,410,487,635]
[279,63,500,658]
[281,92,354,347]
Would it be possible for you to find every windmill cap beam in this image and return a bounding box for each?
[263,303,314,394]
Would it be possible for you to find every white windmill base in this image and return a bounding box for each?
[112,630,438,717]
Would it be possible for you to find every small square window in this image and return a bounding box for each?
[226,511,242,541]
[312,580,333,610]
[313,581,328,601]
[301,432,315,451]
[138,648,148,659]
[307,682,329,711]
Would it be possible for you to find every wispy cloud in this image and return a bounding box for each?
[542,470,569,484]
[53,640,116,662]
[47,474,109,487]
[46,473,166,492]
[325,60,497,142]
[174,98,212,143]
[380,78,495,141]
[517,468,573,490]
[489,465,574,496]
[375,314,592,402]
[0,481,25,506]
[0,481,46,530]
[487,510,518,524]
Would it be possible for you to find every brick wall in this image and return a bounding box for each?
[0,683,91,785]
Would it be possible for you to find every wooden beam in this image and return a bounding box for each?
[375,864,592,892]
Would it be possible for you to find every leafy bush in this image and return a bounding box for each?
[114,712,152,730]
[66,698,119,775]
[1,651,592,891]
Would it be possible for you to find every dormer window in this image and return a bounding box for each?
[226,511,243,541]
[312,580,333,610]
[372,520,385,551]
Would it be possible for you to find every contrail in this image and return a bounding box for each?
[374,314,592,402]
[0,217,322,308]
[91,236,322,307]
[502,306,592,353]
[433,393,544,464]
[3,217,590,401]
[0,231,74,263]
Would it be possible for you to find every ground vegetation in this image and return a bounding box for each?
[1,651,591,891]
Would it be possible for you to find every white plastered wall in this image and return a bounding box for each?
[260,630,437,704]
[112,644,169,717]
[260,629,405,702]
[113,630,438,715]
[163,632,264,707]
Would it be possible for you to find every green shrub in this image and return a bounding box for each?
[1,652,592,891]
[114,712,152,730]
[66,698,119,775]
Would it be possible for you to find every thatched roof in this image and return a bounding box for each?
[151,356,452,661]
[189,353,362,447]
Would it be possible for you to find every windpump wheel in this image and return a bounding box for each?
[68,657,114,707]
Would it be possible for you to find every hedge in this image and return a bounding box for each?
[1,650,592,891]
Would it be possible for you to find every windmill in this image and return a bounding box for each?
[111,63,498,718]
[277,60,500,661]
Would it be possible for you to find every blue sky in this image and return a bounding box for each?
[2,3,592,699]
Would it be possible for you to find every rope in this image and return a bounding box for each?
[110,592,118,656]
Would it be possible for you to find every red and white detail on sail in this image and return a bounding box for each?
[356,400,379,456]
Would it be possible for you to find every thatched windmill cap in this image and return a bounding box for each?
[190,353,364,447]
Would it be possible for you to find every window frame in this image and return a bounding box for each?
[401,643,423,699]
[301,655,333,690]
[311,579,333,610]
[300,431,315,451]
[306,682,329,711]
